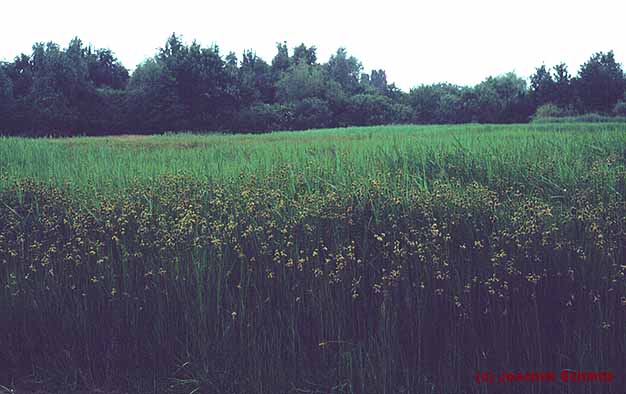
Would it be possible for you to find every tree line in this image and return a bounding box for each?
[1,34,625,136]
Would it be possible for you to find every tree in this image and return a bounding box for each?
[275,62,343,128]
[271,42,291,76]
[325,48,362,95]
[552,63,574,108]
[575,51,626,113]
[224,51,241,107]
[529,65,556,107]
[136,33,236,130]
[5,54,33,98]
[473,72,530,123]
[613,100,626,116]
[370,70,388,93]
[239,50,273,106]
[5,35,625,135]
[237,103,293,132]
[531,103,576,119]
[292,44,317,66]
[63,37,94,104]
[5,40,101,134]
[23,39,95,134]
[158,33,185,62]
[126,58,185,132]
[345,93,395,126]
[409,84,445,124]
[384,82,407,103]
[408,83,466,124]
[86,47,129,89]
[276,62,332,103]
[0,64,15,131]
[292,97,332,130]
[84,87,128,134]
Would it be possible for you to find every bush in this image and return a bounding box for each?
[391,103,413,124]
[83,88,128,135]
[237,103,294,133]
[292,97,333,130]
[531,113,626,124]
[345,93,395,126]
[0,66,14,133]
[613,101,626,116]
[532,102,576,119]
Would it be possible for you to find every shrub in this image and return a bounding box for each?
[292,97,333,130]
[237,103,294,133]
[345,93,395,126]
[613,101,626,116]
[532,102,576,119]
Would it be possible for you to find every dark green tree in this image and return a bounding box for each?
[370,69,388,93]
[552,63,575,109]
[275,62,344,129]
[86,47,129,89]
[224,51,241,107]
[24,39,95,134]
[473,72,530,123]
[139,33,235,130]
[345,93,395,125]
[325,48,362,94]
[276,62,331,103]
[292,97,332,129]
[575,51,626,113]
[237,103,293,132]
[292,44,317,66]
[529,65,556,107]
[239,50,274,106]
[126,58,185,132]
[0,64,15,131]
[5,54,33,98]
[271,42,291,77]
[409,83,465,124]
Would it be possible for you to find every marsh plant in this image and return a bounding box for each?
[1,124,625,393]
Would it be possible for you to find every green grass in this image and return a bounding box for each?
[2,123,625,198]
[1,123,625,394]
[531,114,626,124]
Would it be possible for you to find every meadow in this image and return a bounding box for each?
[1,123,625,394]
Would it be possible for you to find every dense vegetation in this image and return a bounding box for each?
[1,34,626,136]
[1,124,625,393]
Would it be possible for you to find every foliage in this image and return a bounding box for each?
[86,47,129,89]
[613,100,626,116]
[473,72,531,123]
[1,35,626,135]
[344,93,396,125]
[325,48,362,94]
[552,63,576,108]
[271,41,291,77]
[0,64,14,131]
[529,65,556,106]
[292,43,317,66]
[531,113,626,124]
[238,50,274,106]
[276,62,333,103]
[237,103,293,132]
[126,59,185,132]
[409,83,467,124]
[532,102,577,119]
[292,97,333,130]
[575,51,626,113]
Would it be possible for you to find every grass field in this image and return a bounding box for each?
[1,123,625,393]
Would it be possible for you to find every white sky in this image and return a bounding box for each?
[2,0,625,91]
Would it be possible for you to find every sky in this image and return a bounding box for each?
[2,0,625,91]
